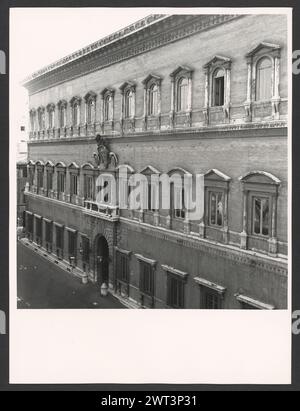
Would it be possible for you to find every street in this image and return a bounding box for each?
[17,241,125,309]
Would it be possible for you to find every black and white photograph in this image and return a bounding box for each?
[9,6,293,385]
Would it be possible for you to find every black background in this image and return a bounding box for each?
[0,0,299,392]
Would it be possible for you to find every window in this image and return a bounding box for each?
[116,251,129,283]
[125,90,133,118]
[87,99,95,124]
[29,110,36,131]
[58,103,66,128]
[149,84,158,116]
[120,82,136,122]
[212,68,225,106]
[171,183,185,219]
[252,196,270,236]
[47,104,55,129]
[37,169,43,192]
[35,217,42,244]
[57,172,65,193]
[203,169,230,241]
[139,261,154,296]
[177,77,188,112]
[84,175,94,200]
[73,102,79,126]
[22,168,27,178]
[167,274,184,308]
[209,191,223,226]
[255,57,272,101]
[204,291,221,309]
[170,66,193,117]
[26,213,33,235]
[70,174,78,196]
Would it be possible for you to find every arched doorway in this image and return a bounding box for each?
[95,235,109,286]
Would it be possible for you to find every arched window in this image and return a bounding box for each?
[47,104,55,129]
[255,57,272,101]
[104,94,113,121]
[212,68,225,106]
[125,90,133,118]
[29,110,36,132]
[73,102,79,125]
[149,84,158,116]
[177,77,188,112]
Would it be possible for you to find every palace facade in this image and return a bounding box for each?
[22,14,288,309]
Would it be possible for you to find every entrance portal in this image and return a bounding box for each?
[95,236,109,285]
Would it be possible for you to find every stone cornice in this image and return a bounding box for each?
[27,121,287,146]
[23,14,242,95]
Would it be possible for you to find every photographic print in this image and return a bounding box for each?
[14,10,289,311]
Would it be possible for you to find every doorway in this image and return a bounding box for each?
[95,235,109,285]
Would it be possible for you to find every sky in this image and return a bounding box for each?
[10,8,153,146]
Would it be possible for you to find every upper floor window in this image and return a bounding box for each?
[46,104,55,129]
[255,57,272,101]
[120,81,136,120]
[57,100,67,128]
[81,163,96,201]
[125,90,133,118]
[209,191,223,226]
[45,161,54,195]
[177,77,188,111]
[170,66,193,114]
[168,168,191,220]
[140,165,160,212]
[149,84,158,115]
[245,42,281,118]
[70,97,81,126]
[84,91,97,124]
[253,196,269,236]
[142,74,162,118]
[203,56,231,111]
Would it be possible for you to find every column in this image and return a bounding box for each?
[224,67,231,120]
[120,91,124,135]
[240,188,248,249]
[271,55,281,120]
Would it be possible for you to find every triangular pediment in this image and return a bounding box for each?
[142,74,162,85]
[140,165,160,175]
[119,81,135,92]
[204,55,231,69]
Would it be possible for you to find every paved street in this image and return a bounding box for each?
[17,241,125,309]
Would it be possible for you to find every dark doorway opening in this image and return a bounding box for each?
[95,236,109,286]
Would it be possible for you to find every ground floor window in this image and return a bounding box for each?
[55,225,64,258]
[35,217,42,245]
[68,231,77,258]
[167,274,185,308]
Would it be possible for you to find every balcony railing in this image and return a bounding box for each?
[84,200,119,219]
